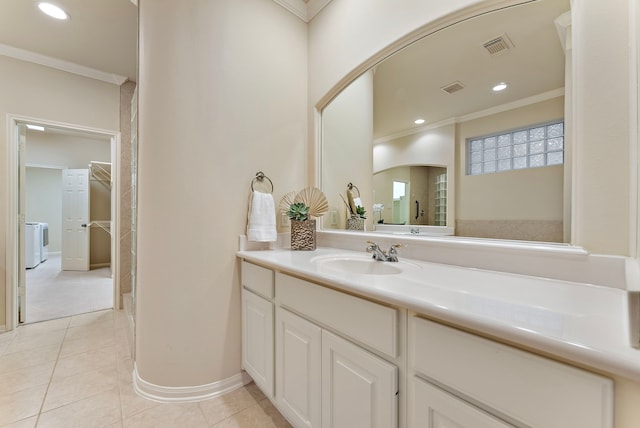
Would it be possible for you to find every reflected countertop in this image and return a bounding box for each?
[237,247,640,381]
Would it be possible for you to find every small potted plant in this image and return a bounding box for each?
[348,205,367,230]
[281,187,328,250]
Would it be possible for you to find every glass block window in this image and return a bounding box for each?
[467,121,564,175]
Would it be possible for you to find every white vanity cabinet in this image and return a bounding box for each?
[276,272,399,428]
[275,306,322,428]
[241,262,275,398]
[240,258,615,428]
[409,316,614,428]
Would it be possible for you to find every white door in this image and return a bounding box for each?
[17,124,27,323]
[276,307,322,428]
[62,169,90,271]
[322,330,398,428]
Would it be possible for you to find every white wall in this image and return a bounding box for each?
[136,0,307,388]
[25,167,62,252]
[0,55,120,327]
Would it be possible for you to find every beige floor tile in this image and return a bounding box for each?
[37,387,121,428]
[4,330,65,354]
[122,402,209,428]
[69,310,114,328]
[198,386,264,426]
[58,332,116,358]
[0,344,60,375]
[43,365,118,412]
[0,384,47,426]
[15,318,70,339]
[53,345,117,380]
[0,416,37,428]
[0,360,55,395]
[211,400,292,428]
[64,323,115,342]
[118,379,161,419]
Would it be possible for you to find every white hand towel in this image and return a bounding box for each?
[247,191,277,242]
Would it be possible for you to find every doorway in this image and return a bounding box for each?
[6,115,120,327]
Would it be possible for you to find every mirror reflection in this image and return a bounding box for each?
[321,0,570,243]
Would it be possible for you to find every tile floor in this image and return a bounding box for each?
[25,254,113,324]
[0,309,291,427]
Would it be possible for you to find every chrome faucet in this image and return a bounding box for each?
[366,241,403,262]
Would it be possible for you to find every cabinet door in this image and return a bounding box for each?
[276,308,322,428]
[322,330,398,428]
[242,289,274,397]
[410,377,514,428]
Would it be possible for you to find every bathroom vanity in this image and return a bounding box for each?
[238,242,637,428]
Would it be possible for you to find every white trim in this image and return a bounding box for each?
[5,114,121,329]
[133,364,252,402]
[0,43,127,85]
[272,0,332,22]
[630,0,640,259]
[374,89,565,144]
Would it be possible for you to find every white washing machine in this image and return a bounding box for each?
[39,222,49,262]
[25,222,41,269]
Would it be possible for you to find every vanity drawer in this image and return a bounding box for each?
[276,272,398,358]
[409,316,613,428]
[241,261,274,299]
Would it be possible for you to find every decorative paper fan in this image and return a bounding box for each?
[294,187,329,218]
[279,191,297,214]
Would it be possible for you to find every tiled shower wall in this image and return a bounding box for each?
[119,81,136,306]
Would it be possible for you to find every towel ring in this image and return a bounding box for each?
[347,182,360,197]
[251,171,274,193]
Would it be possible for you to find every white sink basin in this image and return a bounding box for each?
[311,254,421,275]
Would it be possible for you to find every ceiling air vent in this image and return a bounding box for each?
[482,34,514,55]
[441,81,465,94]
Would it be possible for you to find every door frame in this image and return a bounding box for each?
[5,113,121,330]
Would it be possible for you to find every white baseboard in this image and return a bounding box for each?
[0,325,6,333]
[133,364,252,403]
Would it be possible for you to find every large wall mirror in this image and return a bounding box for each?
[321,0,571,243]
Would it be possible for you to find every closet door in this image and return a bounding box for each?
[61,168,90,271]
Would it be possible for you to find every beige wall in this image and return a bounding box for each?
[456,97,565,222]
[0,55,119,327]
[136,0,307,387]
[322,71,373,230]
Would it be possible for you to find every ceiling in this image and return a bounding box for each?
[0,0,333,86]
[0,0,138,83]
[373,0,570,139]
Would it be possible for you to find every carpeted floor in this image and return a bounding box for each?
[24,253,113,324]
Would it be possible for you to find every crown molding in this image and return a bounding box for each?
[374,88,566,144]
[0,43,127,85]
[273,0,332,22]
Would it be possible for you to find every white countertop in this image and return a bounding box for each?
[238,247,640,381]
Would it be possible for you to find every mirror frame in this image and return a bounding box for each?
[314,0,573,245]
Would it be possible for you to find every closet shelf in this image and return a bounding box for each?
[89,220,111,235]
[89,161,112,189]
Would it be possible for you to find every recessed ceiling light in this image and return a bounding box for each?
[26,124,45,131]
[38,2,69,20]
[492,82,508,92]
[414,119,425,125]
